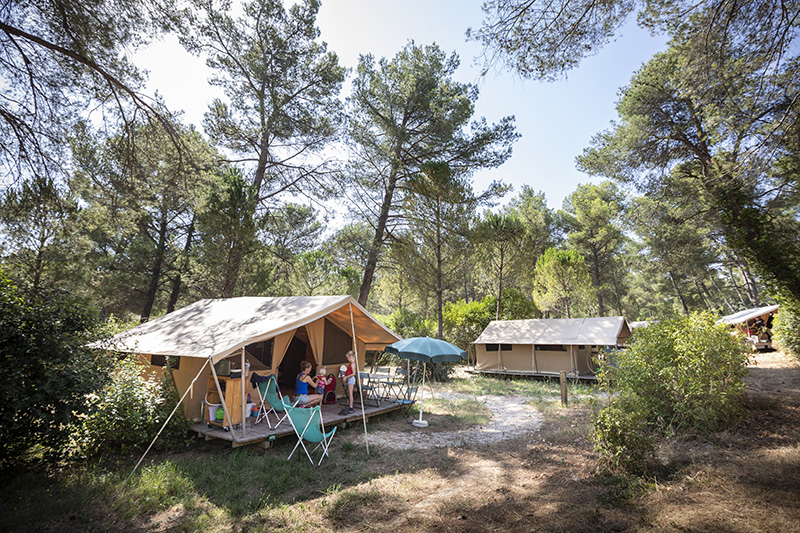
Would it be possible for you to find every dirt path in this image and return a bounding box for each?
[355,393,544,450]
[339,351,800,532]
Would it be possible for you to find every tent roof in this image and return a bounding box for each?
[98,295,400,362]
[473,317,631,346]
[718,304,779,325]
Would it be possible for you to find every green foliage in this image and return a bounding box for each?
[347,40,518,305]
[532,247,596,318]
[474,211,525,319]
[773,298,800,359]
[0,267,112,463]
[559,181,626,316]
[382,308,434,340]
[592,312,752,473]
[443,289,537,354]
[80,357,191,455]
[196,167,259,298]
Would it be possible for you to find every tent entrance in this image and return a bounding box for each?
[279,335,308,390]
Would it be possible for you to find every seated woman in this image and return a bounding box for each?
[294,361,323,407]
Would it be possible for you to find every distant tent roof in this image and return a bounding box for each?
[96,295,400,363]
[718,305,779,325]
[473,317,631,346]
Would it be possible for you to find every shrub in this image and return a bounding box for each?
[79,357,191,455]
[0,268,113,463]
[592,311,752,473]
[773,297,800,359]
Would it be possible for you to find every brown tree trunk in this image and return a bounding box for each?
[708,267,735,314]
[141,213,168,322]
[167,216,195,313]
[669,271,689,314]
[358,161,401,307]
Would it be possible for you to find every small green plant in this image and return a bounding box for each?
[592,312,751,474]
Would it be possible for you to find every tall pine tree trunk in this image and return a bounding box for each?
[669,271,689,314]
[358,159,401,307]
[141,213,168,322]
[167,216,195,313]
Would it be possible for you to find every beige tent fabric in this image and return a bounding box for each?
[270,329,296,373]
[98,295,400,361]
[718,304,779,325]
[306,318,325,365]
[474,317,631,346]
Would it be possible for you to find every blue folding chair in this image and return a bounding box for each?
[283,401,337,465]
[255,375,297,429]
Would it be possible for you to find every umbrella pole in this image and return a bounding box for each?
[412,362,428,428]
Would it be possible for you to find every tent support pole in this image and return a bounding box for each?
[570,345,577,376]
[210,356,236,440]
[120,357,210,494]
[349,303,369,456]
[241,347,246,439]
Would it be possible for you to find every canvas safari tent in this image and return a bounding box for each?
[100,295,401,432]
[472,317,632,379]
[718,304,778,350]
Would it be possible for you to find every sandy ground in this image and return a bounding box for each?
[355,392,545,449]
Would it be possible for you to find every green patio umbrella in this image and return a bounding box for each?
[385,337,466,427]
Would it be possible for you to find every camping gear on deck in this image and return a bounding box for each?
[323,373,337,404]
[385,337,466,427]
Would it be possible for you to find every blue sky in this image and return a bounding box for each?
[135,1,667,211]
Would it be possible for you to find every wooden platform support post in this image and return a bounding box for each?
[559,370,568,407]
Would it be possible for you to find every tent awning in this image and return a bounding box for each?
[472,317,631,346]
[95,295,400,363]
[717,304,779,325]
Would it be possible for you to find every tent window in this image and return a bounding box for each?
[535,344,568,352]
[246,339,274,368]
[500,344,512,351]
[578,345,585,350]
[486,344,499,352]
[150,354,180,370]
[322,319,352,364]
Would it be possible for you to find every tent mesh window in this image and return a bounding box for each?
[534,345,568,351]
[246,339,274,368]
[486,344,512,351]
[150,354,180,369]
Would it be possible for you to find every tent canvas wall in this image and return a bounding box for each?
[472,317,631,377]
[100,295,401,422]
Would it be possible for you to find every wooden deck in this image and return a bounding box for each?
[467,368,598,381]
[191,397,403,448]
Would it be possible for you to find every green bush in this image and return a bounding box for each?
[0,267,113,463]
[79,357,191,455]
[773,297,800,358]
[592,312,752,473]
[592,398,654,474]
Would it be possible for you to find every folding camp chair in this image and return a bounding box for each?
[284,403,337,465]
[357,372,380,407]
[255,375,297,429]
[393,386,419,423]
